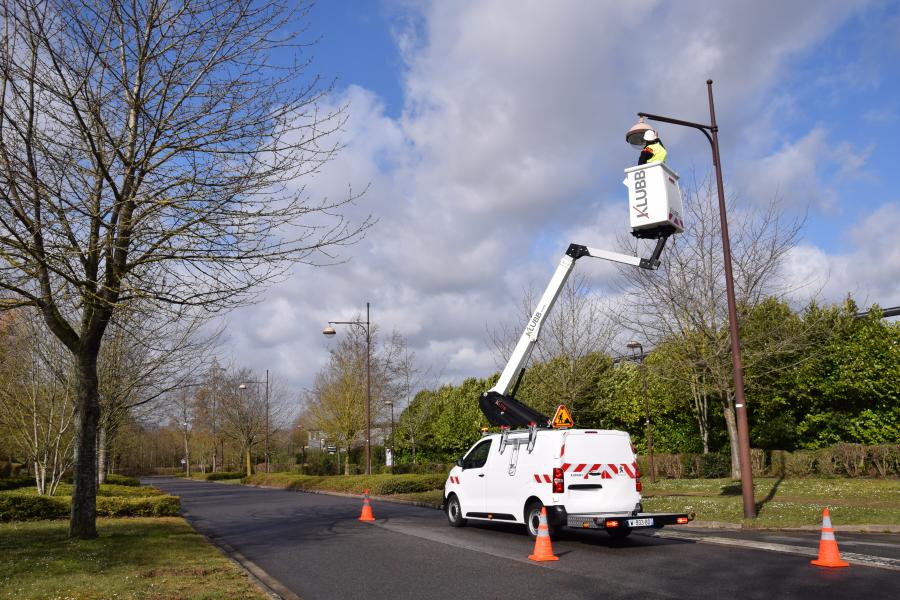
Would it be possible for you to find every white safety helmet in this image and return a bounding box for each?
[643,129,658,142]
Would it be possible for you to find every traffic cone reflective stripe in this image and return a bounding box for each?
[811,508,848,568]
[528,507,559,562]
[359,489,376,522]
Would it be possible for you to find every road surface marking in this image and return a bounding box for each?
[651,530,900,571]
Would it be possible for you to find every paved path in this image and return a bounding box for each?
[149,478,899,600]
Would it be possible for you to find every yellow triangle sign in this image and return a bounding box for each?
[552,404,574,429]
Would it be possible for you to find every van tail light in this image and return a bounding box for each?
[635,466,642,493]
[552,467,564,493]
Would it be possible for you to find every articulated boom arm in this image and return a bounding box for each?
[479,238,669,428]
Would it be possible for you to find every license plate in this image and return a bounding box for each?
[627,518,654,527]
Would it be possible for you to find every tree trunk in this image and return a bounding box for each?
[97,423,107,485]
[70,354,100,539]
[344,444,351,476]
[244,447,253,477]
[722,392,740,479]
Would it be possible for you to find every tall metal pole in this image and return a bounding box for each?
[706,80,755,517]
[265,369,270,474]
[365,302,372,475]
[633,80,756,518]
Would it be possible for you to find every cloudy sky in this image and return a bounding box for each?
[221,0,900,398]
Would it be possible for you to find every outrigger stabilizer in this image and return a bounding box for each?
[479,236,670,429]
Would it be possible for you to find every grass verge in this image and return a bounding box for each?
[641,477,900,528]
[243,472,446,496]
[0,517,268,600]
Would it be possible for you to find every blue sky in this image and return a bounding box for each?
[224,0,900,396]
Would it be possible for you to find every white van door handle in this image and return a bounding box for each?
[478,473,485,477]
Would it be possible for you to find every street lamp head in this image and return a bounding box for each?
[626,116,654,148]
[626,340,643,350]
[384,401,393,407]
[238,383,247,390]
[322,325,336,337]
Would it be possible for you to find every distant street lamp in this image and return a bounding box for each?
[626,79,756,518]
[626,341,655,483]
[385,400,395,471]
[239,370,270,473]
[323,302,372,475]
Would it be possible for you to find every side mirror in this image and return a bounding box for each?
[456,457,465,469]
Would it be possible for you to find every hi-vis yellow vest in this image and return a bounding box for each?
[646,142,667,163]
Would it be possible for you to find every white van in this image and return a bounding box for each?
[444,427,691,538]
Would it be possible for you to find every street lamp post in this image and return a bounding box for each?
[626,341,655,483]
[323,302,372,475]
[626,79,756,518]
[239,370,270,473]
[385,400,395,471]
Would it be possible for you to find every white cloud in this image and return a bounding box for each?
[782,204,900,307]
[221,0,891,397]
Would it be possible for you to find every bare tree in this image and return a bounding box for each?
[0,310,76,495]
[617,175,805,476]
[0,1,370,537]
[489,273,615,417]
[96,305,218,482]
[218,368,266,477]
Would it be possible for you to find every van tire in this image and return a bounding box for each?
[446,494,467,527]
[525,500,556,539]
[607,526,633,540]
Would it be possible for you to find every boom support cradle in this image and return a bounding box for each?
[480,237,669,429]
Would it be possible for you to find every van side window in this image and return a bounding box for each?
[463,439,492,469]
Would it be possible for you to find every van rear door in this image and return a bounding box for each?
[561,430,640,514]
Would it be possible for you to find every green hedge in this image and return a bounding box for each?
[194,471,245,481]
[104,474,140,487]
[0,485,179,521]
[0,476,35,491]
[242,473,447,495]
[642,443,899,479]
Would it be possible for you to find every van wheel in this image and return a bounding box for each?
[446,494,466,528]
[607,526,633,540]
[525,500,556,539]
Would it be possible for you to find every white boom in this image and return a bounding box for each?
[488,240,667,399]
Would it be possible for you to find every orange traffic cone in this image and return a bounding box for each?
[528,507,559,562]
[811,508,849,568]
[358,489,376,522]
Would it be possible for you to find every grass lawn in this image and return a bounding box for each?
[0,517,268,600]
[642,477,900,528]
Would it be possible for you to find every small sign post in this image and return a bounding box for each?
[551,405,574,429]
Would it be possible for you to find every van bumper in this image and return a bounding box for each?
[547,505,569,527]
[565,512,694,530]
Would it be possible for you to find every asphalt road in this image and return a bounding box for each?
[149,478,898,600]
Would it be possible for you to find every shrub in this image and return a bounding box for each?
[204,471,245,481]
[813,447,836,477]
[0,485,178,521]
[750,449,766,477]
[784,450,816,477]
[652,454,684,479]
[0,493,69,520]
[769,450,788,477]
[105,474,140,487]
[833,443,867,477]
[0,476,35,491]
[0,462,25,477]
[95,495,180,517]
[697,453,731,478]
[242,472,447,495]
[868,444,899,477]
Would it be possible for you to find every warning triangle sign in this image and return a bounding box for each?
[551,404,574,429]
